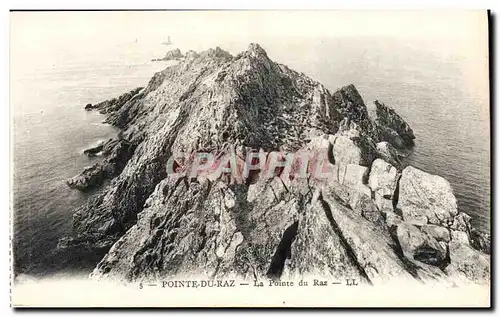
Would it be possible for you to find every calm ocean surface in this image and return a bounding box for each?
[12,37,490,278]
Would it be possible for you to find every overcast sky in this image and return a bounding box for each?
[10,10,489,96]
[11,10,487,48]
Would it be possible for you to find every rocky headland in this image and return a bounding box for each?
[63,43,490,285]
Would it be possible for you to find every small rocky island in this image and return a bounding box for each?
[151,48,200,62]
[63,44,490,285]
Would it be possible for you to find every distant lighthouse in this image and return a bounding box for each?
[162,36,172,46]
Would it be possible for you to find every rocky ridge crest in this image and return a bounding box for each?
[63,44,489,285]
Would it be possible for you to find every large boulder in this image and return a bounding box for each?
[327,162,382,224]
[338,163,369,188]
[397,166,458,226]
[396,222,447,267]
[329,163,367,203]
[368,159,399,214]
[328,132,363,166]
[328,125,377,168]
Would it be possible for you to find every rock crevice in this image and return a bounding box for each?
[317,192,373,285]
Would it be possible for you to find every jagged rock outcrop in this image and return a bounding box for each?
[152,48,184,62]
[373,100,415,148]
[84,87,143,113]
[333,84,369,125]
[65,43,489,286]
[66,138,135,191]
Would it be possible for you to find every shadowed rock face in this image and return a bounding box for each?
[65,43,489,285]
[67,139,135,191]
[373,100,415,148]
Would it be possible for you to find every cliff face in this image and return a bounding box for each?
[64,43,489,285]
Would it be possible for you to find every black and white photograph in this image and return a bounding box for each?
[9,10,491,307]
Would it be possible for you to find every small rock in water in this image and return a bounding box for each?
[83,143,104,157]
